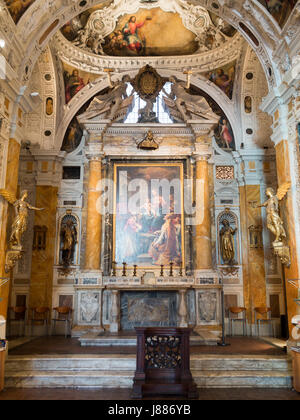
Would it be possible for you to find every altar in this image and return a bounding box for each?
[71,271,222,344]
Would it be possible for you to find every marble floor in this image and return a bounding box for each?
[8,336,286,356]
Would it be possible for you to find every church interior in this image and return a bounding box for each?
[0,0,300,401]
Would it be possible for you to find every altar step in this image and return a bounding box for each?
[77,330,221,346]
[4,355,292,389]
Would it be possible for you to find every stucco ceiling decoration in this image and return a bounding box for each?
[59,0,238,57]
[54,28,243,76]
[1,0,299,90]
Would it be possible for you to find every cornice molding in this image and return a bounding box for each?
[53,30,244,75]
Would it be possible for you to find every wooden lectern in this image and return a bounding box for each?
[132,327,199,399]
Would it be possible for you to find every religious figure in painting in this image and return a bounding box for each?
[61,219,78,266]
[122,215,142,263]
[122,15,152,54]
[64,70,86,103]
[219,219,237,265]
[216,118,234,150]
[46,97,53,116]
[61,119,83,153]
[208,67,235,99]
[149,214,181,266]
[0,189,43,248]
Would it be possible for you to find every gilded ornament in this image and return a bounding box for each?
[254,183,291,267]
[0,189,43,272]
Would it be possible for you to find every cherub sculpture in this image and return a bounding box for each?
[0,189,43,249]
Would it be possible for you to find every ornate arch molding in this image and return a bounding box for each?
[0,0,289,88]
[55,68,241,150]
[53,30,243,75]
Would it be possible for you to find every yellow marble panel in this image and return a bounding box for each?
[275,140,299,334]
[29,186,58,311]
[85,159,102,270]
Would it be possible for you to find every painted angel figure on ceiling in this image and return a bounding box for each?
[0,189,44,249]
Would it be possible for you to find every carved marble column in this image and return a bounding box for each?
[178,289,188,328]
[85,156,103,270]
[194,154,212,271]
[110,289,120,333]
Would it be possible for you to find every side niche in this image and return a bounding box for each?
[58,213,79,267]
[217,210,239,266]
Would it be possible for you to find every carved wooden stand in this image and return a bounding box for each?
[132,327,199,399]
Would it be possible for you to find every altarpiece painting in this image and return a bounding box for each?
[113,163,184,268]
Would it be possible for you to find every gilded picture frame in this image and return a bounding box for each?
[113,162,185,269]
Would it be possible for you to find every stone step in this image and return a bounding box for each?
[78,333,215,346]
[5,355,291,372]
[4,369,292,389]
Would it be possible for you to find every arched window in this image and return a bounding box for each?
[124,82,174,124]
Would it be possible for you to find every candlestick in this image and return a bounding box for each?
[122,262,127,277]
[160,265,164,277]
[169,261,174,277]
[112,261,117,277]
[133,265,137,277]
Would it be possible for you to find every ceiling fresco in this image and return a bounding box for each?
[4,0,36,24]
[257,0,297,27]
[202,60,236,100]
[101,9,198,56]
[61,2,237,57]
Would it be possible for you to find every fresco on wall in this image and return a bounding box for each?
[203,61,236,100]
[190,85,236,152]
[61,118,83,153]
[4,0,36,24]
[61,95,99,153]
[258,0,297,27]
[62,63,98,104]
[114,163,184,268]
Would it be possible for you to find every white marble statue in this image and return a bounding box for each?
[78,75,132,121]
[163,76,219,122]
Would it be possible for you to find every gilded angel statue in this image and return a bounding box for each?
[254,183,291,243]
[0,189,43,248]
